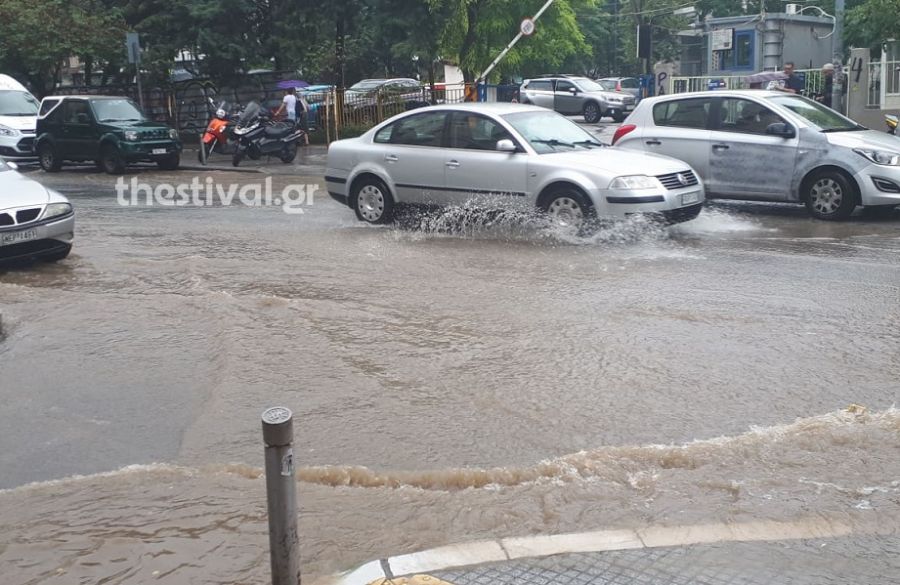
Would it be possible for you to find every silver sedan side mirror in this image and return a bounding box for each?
[496,139,517,152]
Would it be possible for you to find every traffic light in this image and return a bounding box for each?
[637,24,652,59]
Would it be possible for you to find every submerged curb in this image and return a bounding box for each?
[321,517,853,585]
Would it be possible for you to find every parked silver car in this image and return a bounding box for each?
[613,90,900,220]
[597,77,642,102]
[325,103,704,232]
[519,76,636,123]
[0,158,74,262]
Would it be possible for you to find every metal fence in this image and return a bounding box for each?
[670,69,823,97]
[869,61,882,107]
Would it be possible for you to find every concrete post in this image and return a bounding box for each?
[846,48,870,123]
[262,407,301,585]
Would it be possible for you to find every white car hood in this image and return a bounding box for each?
[0,170,52,209]
[542,147,695,176]
[0,114,37,133]
[825,129,900,152]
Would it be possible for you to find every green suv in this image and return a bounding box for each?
[35,96,181,174]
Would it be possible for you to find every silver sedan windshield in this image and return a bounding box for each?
[503,111,604,154]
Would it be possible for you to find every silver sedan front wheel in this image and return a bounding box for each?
[804,171,856,221]
[543,190,593,235]
[352,178,395,224]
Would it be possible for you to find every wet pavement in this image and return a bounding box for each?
[1,152,899,583]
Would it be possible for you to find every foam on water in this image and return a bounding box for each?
[671,208,777,236]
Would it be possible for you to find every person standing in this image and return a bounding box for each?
[275,87,298,124]
[776,62,805,94]
[816,63,835,109]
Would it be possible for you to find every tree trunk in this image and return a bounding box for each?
[459,2,480,82]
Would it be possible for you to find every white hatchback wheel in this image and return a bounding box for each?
[809,178,844,215]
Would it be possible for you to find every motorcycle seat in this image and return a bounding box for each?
[265,123,294,138]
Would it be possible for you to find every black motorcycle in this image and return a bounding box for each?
[231,101,305,167]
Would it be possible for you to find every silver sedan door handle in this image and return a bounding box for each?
[385,154,399,162]
[446,160,460,169]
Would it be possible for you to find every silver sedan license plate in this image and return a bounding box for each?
[681,192,700,206]
[1,228,37,247]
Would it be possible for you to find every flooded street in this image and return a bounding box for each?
[2,168,900,583]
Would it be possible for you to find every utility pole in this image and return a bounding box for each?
[833,0,845,113]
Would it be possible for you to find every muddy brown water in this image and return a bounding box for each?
[2,171,899,583]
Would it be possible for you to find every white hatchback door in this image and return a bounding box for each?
[706,97,798,199]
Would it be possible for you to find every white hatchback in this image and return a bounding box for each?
[613,90,900,220]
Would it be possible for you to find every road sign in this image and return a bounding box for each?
[126,32,141,64]
[520,18,535,36]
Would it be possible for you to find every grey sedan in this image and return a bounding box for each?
[325,103,705,232]
[0,158,74,263]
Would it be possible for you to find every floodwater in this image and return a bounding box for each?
[2,171,900,583]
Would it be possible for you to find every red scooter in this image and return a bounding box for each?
[199,101,238,163]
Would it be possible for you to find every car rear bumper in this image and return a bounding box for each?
[0,212,74,262]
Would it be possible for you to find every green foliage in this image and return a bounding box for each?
[844,0,900,55]
[0,0,127,94]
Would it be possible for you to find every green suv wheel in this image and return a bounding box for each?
[100,145,126,175]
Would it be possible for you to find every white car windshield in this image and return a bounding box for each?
[503,110,605,153]
[0,90,39,116]
[92,99,145,122]
[766,95,863,132]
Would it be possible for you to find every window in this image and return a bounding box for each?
[652,98,712,129]
[620,78,639,89]
[448,113,513,150]
[39,99,61,117]
[717,98,785,135]
[64,100,91,125]
[555,80,576,93]
[373,111,447,146]
[718,30,754,71]
[525,80,553,91]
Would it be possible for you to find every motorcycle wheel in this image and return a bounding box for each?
[280,143,298,164]
[232,149,244,167]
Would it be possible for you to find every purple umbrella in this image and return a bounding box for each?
[276,80,310,90]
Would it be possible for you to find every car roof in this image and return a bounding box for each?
[40,95,132,101]
[641,89,786,103]
[409,102,546,115]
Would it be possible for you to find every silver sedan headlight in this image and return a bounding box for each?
[609,175,660,190]
[854,148,900,166]
[42,202,72,220]
[0,124,21,137]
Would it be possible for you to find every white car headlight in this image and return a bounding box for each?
[124,130,139,141]
[854,148,900,166]
[42,202,72,220]
[169,129,179,139]
[610,175,659,190]
[0,124,21,137]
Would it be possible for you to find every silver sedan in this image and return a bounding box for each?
[325,103,705,232]
[0,158,74,263]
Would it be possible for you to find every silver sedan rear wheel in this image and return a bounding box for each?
[352,178,395,224]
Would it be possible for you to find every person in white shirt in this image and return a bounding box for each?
[275,87,297,123]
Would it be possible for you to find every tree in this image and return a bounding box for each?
[844,0,900,55]
[0,0,127,95]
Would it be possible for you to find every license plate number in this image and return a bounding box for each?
[0,229,37,247]
[152,148,167,155]
[681,192,700,206]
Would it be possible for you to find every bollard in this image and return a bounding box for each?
[262,407,301,585]
[199,133,207,166]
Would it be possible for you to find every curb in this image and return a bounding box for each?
[319,517,854,585]
[178,164,263,174]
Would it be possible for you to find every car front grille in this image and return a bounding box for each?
[142,129,170,140]
[17,208,41,223]
[0,207,43,227]
[657,170,699,190]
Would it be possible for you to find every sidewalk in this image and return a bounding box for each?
[328,520,900,585]
[181,144,328,176]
